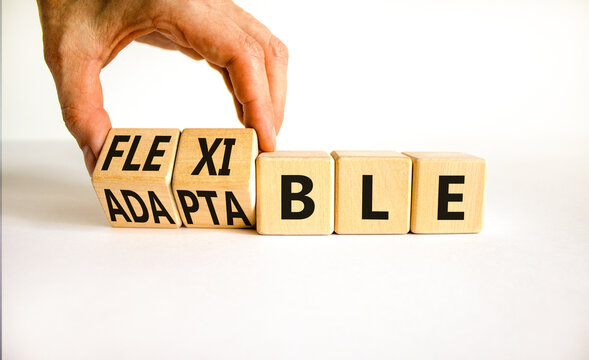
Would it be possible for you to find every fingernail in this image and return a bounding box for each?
[271,127,277,150]
[82,145,97,177]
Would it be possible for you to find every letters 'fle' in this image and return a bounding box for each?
[92,128,182,228]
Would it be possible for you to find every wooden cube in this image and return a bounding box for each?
[172,129,257,228]
[256,151,334,235]
[331,151,412,234]
[92,128,182,228]
[403,152,486,233]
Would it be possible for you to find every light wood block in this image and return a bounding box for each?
[172,129,257,228]
[92,128,182,228]
[403,152,486,233]
[332,151,412,234]
[256,151,334,235]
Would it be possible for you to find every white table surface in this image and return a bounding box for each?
[3,140,589,359]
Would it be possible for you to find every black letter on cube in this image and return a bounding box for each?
[438,175,465,220]
[362,175,389,220]
[281,175,315,220]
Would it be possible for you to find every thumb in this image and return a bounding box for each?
[51,60,111,176]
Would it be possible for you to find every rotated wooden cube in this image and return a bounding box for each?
[92,128,182,228]
[332,151,412,234]
[172,129,257,228]
[256,151,334,235]
[403,152,486,233]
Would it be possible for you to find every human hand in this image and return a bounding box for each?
[36,0,288,175]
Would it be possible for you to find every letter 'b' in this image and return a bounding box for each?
[281,175,315,219]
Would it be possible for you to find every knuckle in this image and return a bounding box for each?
[268,36,289,61]
[43,48,58,68]
[61,105,93,147]
[239,34,265,61]
[61,106,85,130]
[42,33,74,72]
[41,25,97,74]
[61,106,85,145]
[42,39,62,70]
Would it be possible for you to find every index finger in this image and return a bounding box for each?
[225,4,289,134]
[168,4,276,151]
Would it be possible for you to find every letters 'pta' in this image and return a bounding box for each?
[172,128,258,228]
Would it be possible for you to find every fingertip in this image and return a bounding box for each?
[274,120,283,135]
[83,145,97,177]
[70,111,110,176]
[88,122,110,160]
[258,126,276,152]
[270,126,277,150]
[242,100,276,152]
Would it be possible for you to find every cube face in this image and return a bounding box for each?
[172,129,257,228]
[403,152,486,234]
[256,152,334,235]
[332,151,412,234]
[92,128,181,228]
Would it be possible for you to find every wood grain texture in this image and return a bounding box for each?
[332,151,412,234]
[92,128,181,228]
[403,152,486,234]
[172,128,258,228]
[256,151,334,235]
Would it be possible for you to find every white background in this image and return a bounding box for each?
[3,0,589,359]
[3,0,588,155]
